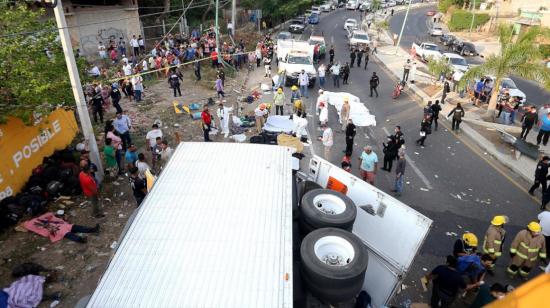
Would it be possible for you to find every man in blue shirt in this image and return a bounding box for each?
[537,112,550,146]
[124,144,138,169]
[113,111,132,150]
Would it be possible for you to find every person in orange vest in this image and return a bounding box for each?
[482,215,507,274]
[211,49,218,68]
[507,222,546,280]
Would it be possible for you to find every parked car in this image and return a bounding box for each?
[439,34,456,46]
[289,18,307,33]
[426,10,436,16]
[386,0,397,7]
[346,0,359,10]
[442,53,469,72]
[344,18,358,31]
[308,35,327,58]
[312,6,322,15]
[308,13,320,24]
[429,25,444,36]
[499,77,527,103]
[453,40,478,56]
[359,2,371,11]
[320,3,332,11]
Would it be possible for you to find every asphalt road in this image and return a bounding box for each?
[279,7,544,305]
[389,5,550,107]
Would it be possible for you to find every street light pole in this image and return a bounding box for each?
[215,0,220,52]
[395,0,412,55]
[52,0,104,182]
[231,0,236,37]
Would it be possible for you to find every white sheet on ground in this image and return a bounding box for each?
[263,115,295,133]
[325,91,377,127]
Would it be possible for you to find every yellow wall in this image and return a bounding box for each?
[0,109,79,201]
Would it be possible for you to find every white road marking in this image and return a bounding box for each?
[334,23,338,29]
[382,127,433,189]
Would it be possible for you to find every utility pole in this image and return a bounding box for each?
[469,0,476,37]
[395,0,412,55]
[52,0,104,182]
[231,0,236,36]
[215,0,220,52]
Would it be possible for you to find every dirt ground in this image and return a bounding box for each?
[0,55,263,307]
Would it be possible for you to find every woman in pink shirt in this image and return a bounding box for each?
[106,124,123,172]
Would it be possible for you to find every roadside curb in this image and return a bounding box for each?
[371,7,536,184]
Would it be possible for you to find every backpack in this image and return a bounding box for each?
[453,108,464,120]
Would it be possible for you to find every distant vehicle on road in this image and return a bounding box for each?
[308,13,320,24]
[289,18,306,33]
[442,53,469,72]
[359,2,372,11]
[412,40,442,62]
[386,0,397,7]
[277,31,292,42]
[346,0,359,10]
[344,18,358,31]
[348,30,370,50]
[308,35,327,58]
[429,25,444,36]
[320,3,332,11]
[439,34,456,46]
[426,10,436,16]
[311,6,322,15]
[453,40,478,56]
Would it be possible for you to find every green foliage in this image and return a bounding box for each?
[540,44,550,59]
[0,4,89,123]
[448,10,489,31]
[438,0,453,13]
[427,57,452,82]
[240,0,312,20]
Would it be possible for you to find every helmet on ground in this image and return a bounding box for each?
[491,215,508,226]
[462,232,478,247]
[277,88,283,93]
[291,85,298,91]
[259,103,267,110]
[527,221,542,233]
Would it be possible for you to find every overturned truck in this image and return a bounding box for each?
[85,142,432,307]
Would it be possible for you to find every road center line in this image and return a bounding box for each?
[382,127,433,189]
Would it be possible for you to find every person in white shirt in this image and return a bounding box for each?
[254,104,268,133]
[146,124,163,151]
[316,89,327,115]
[298,70,310,98]
[136,153,151,178]
[452,69,464,95]
[318,64,326,88]
[88,65,100,77]
[98,42,107,59]
[538,206,550,257]
[410,61,417,84]
[216,100,233,138]
[160,140,173,164]
[319,125,333,161]
[123,63,133,76]
[141,59,150,80]
[130,35,140,56]
[138,35,145,54]
[131,69,143,102]
[122,54,128,65]
[330,62,341,88]
[319,102,328,126]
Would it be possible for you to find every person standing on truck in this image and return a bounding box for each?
[507,222,546,280]
[369,72,379,97]
[482,215,507,274]
[344,119,357,155]
[299,70,309,98]
[425,255,481,308]
[350,49,356,68]
[358,145,378,185]
[447,103,465,131]
[319,124,333,161]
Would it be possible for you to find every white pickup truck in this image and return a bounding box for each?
[412,40,442,62]
[84,142,432,308]
[277,40,317,87]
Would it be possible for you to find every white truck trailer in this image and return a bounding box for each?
[85,142,432,307]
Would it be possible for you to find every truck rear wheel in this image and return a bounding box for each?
[300,228,368,304]
[300,189,356,234]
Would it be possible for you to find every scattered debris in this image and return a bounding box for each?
[446,232,458,236]
[422,268,428,272]
[112,181,120,186]
[484,152,488,155]
[50,300,60,308]
[414,152,420,155]
[110,241,118,249]
[85,265,97,272]
[420,188,429,192]
[434,174,439,178]
[406,181,410,185]
[104,198,112,203]
[79,201,89,208]
[457,225,463,229]
[55,266,65,270]
[118,214,125,218]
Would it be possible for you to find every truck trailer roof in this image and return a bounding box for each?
[86,143,294,307]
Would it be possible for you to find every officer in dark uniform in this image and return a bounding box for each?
[369,72,379,97]
[529,156,550,196]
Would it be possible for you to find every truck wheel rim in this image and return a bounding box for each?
[313,194,347,215]
[314,236,355,266]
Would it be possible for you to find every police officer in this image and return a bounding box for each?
[350,49,356,68]
[369,72,379,97]
[329,45,335,64]
[529,156,550,196]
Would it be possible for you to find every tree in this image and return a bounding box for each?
[0,4,89,123]
[371,0,381,23]
[427,57,452,85]
[461,25,550,120]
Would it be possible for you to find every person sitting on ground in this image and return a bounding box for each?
[22,211,99,243]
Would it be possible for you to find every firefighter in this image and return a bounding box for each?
[482,215,508,274]
[453,232,478,257]
[507,222,547,280]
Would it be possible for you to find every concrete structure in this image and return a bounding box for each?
[485,0,550,30]
[60,0,141,57]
